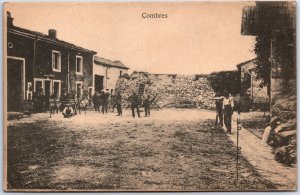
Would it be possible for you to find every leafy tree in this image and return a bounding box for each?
[207,71,239,96]
[252,3,296,94]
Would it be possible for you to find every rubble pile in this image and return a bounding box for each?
[115,72,216,109]
[262,95,297,166]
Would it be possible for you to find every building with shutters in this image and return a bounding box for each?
[6,12,96,112]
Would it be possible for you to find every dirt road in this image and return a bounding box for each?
[7,109,274,191]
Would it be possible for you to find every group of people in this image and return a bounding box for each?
[92,89,112,114]
[214,92,235,134]
[92,90,151,118]
[129,92,151,118]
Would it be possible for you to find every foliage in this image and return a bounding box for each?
[207,71,239,95]
[253,3,296,93]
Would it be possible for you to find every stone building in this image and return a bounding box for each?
[236,59,269,111]
[93,56,129,95]
[6,12,97,111]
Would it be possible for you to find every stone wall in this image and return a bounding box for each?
[115,72,216,109]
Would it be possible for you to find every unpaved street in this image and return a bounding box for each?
[7,109,274,191]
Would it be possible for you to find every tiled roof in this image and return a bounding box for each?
[94,56,129,69]
[8,25,97,54]
[236,58,257,68]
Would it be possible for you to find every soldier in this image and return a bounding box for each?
[116,91,122,116]
[101,90,109,114]
[143,94,151,117]
[131,91,140,118]
[215,93,223,126]
[110,93,117,113]
[223,92,234,134]
[92,92,100,112]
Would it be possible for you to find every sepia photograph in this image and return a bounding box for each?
[3,1,297,192]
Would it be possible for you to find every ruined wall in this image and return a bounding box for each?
[115,72,216,109]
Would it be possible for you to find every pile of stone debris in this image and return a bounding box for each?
[115,72,216,109]
[262,95,297,166]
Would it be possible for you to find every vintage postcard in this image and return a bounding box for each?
[3,1,297,192]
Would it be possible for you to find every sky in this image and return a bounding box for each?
[5,2,256,74]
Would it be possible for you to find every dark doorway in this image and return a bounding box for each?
[7,58,24,112]
[94,75,104,93]
[44,80,51,110]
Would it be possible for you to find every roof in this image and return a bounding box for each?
[94,56,129,70]
[236,58,257,68]
[8,25,97,54]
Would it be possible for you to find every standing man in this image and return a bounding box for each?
[223,92,234,134]
[92,92,100,112]
[116,91,122,116]
[100,90,108,114]
[215,93,223,126]
[143,94,151,117]
[131,91,140,118]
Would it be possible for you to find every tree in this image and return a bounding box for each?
[207,71,239,96]
[252,3,296,94]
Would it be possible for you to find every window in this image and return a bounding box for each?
[76,56,83,75]
[53,80,61,98]
[52,50,61,72]
[120,71,123,78]
[76,81,83,95]
[34,78,44,93]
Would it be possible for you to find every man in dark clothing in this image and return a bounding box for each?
[131,92,140,118]
[215,96,223,126]
[33,87,44,113]
[116,91,122,116]
[100,91,108,114]
[92,92,100,112]
[223,92,234,134]
[110,94,117,113]
[143,94,151,117]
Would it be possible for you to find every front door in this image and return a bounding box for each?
[44,80,51,110]
[7,58,24,112]
[94,75,104,93]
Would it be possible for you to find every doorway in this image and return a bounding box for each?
[44,80,51,109]
[94,75,104,93]
[7,57,25,112]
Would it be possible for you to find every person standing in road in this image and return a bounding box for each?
[223,92,234,134]
[131,91,140,118]
[92,92,100,112]
[143,94,151,117]
[215,93,223,126]
[116,91,122,116]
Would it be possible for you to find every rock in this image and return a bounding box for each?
[271,106,282,116]
[270,116,280,129]
[276,100,297,112]
[275,144,297,165]
[274,119,296,133]
[277,130,296,138]
[262,126,272,143]
[278,111,296,123]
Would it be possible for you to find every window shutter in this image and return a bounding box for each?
[52,52,54,69]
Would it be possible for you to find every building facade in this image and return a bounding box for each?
[6,12,96,111]
[237,59,269,111]
[93,56,129,95]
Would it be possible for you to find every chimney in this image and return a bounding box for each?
[7,11,14,28]
[48,29,57,39]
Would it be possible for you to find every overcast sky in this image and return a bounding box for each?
[6,2,256,74]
